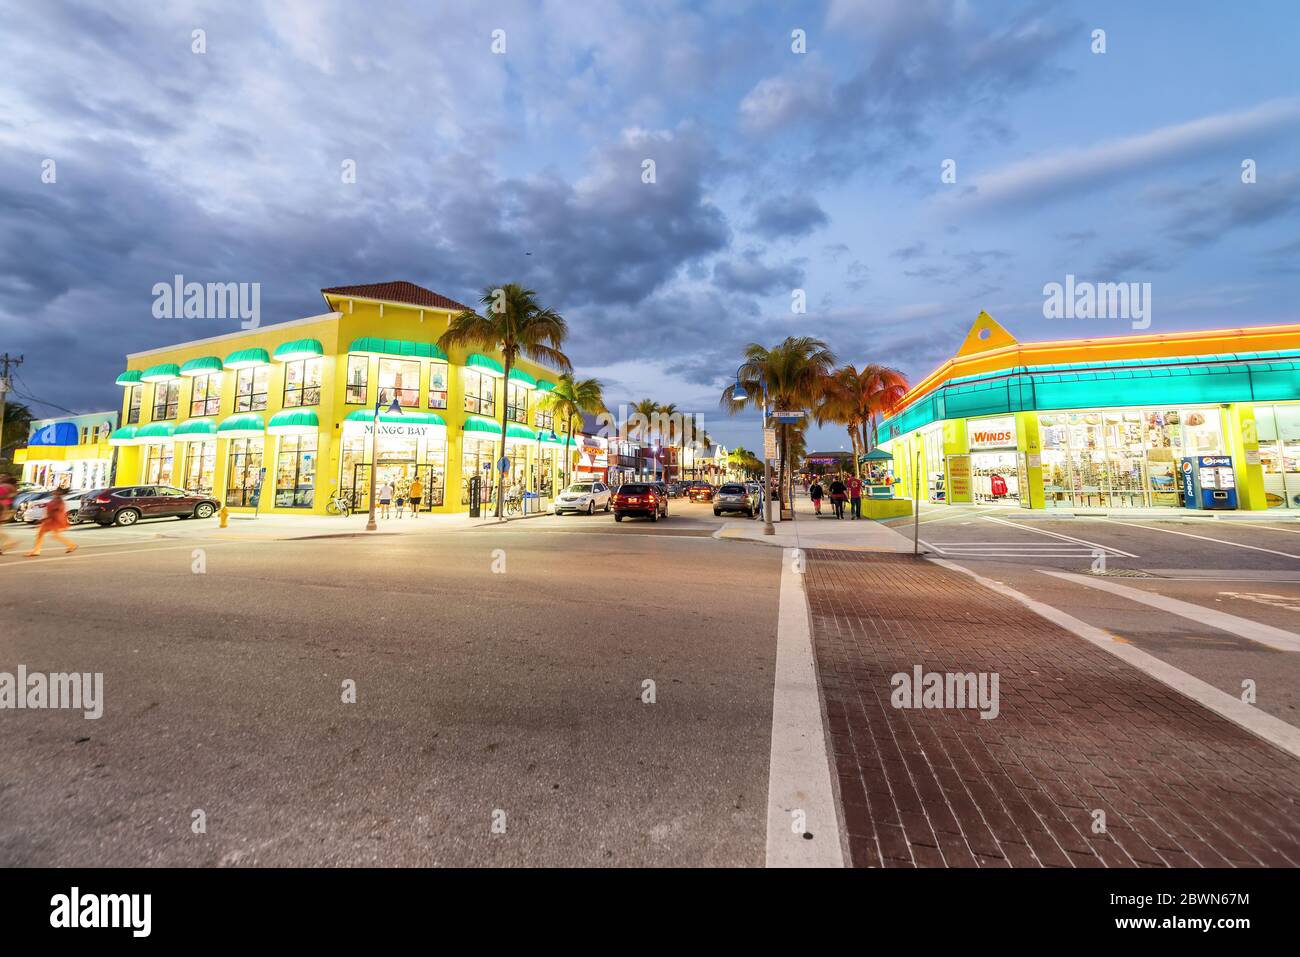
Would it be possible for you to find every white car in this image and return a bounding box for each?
[553,481,611,515]
[23,491,85,524]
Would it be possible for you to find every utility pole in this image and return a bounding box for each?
[0,353,24,464]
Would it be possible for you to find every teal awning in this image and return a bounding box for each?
[859,449,893,462]
[224,347,270,368]
[108,426,139,446]
[465,353,504,376]
[135,421,176,442]
[505,423,537,442]
[115,370,142,386]
[507,368,537,389]
[343,409,446,428]
[273,338,324,361]
[141,363,181,382]
[462,415,503,435]
[174,419,218,441]
[534,379,556,393]
[217,413,266,437]
[179,356,224,376]
[348,337,447,361]
[267,409,320,435]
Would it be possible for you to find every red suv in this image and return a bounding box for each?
[80,486,221,527]
[612,483,668,522]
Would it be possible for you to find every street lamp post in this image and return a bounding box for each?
[732,368,774,536]
[365,393,403,532]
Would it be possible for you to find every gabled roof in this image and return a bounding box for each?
[321,281,472,313]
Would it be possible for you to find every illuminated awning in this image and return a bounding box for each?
[108,426,139,446]
[465,353,504,377]
[115,370,143,386]
[174,419,218,442]
[224,347,270,369]
[462,415,503,435]
[141,363,181,383]
[217,413,266,438]
[507,368,537,390]
[135,422,176,443]
[179,356,224,377]
[348,337,447,360]
[272,339,324,361]
[267,409,321,436]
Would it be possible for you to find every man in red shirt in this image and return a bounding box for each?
[847,474,863,519]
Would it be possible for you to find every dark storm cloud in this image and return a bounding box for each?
[713,249,805,295]
[748,193,829,240]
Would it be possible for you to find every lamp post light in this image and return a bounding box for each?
[732,368,774,536]
[365,394,403,531]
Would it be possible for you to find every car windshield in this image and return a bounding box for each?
[720,485,745,493]
[620,484,651,493]
[566,484,593,493]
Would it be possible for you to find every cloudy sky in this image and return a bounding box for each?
[2,0,1298,451]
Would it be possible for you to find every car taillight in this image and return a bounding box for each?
[94,494,112,504]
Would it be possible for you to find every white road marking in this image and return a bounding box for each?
[766,547,844,868]
[980,515,1139,558]
[1107,519,1300,560]
[932,559,1300,761]
[1040,571,1300,653]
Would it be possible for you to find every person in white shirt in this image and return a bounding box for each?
[378,481,394,518]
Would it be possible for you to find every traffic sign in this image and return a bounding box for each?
[763,428,777,459]
[497,456,511,473]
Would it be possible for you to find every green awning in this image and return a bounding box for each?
[141,363,181,382]
[348,337,448,361]
[115,370,143,386]
[462,415,503,435]
[135,421,176,441]
[267,409,321,435]
[179,356,224,377]
[343,409,446,428]
[540,430,565,445]
[273,339,324,361]
[506,423,537,441]
[465,353,504,376]
[859,449,893,462]
[224,347,270,368]
[534,379,556,393]
[174,419,218,442]
[217,413,266,437]
[107,426,139,446]
[507,368,537,389]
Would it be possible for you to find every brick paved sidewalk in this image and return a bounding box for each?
[805,550,1300,868]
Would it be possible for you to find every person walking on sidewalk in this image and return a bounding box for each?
[828,475,847,519]
[407,477,423,517]
[0,473,19,555]
[25,487,77,557]
[809,478,824,516]
[847,474,863,520]
[378,481,394,519]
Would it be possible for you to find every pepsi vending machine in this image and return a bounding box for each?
[1180,455,1237,510]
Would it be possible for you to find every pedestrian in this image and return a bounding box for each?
[809,478,824,516]
[408,476,423,517]
[394,490,405,518]
[0,472,18,555]
[378,481,394,518]
[847,473,864,520]
[828,475,847,519]
[25,487,77,557]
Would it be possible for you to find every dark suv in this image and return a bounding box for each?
[80,486,221,527]
[612,483,668,522]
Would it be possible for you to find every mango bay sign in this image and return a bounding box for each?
[346,421,443,439]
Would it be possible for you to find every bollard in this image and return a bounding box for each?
[218,505,229,528]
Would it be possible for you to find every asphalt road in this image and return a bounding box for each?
[0,501,784,866]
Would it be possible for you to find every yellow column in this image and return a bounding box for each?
[1016,411,1044,509]
[1226,403,1266,510]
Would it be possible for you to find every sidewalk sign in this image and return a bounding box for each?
[763,428,777,459]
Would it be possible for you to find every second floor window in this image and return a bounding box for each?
[345,355,368,404]
[283,357,323,408]
[535,409,554,431]
[507,384,529,424]
[428,363,448,409]
[190,372,222,416]
[127,385,143,424]
[152,381,180,420]
[235,366,269,412]
[463,369,495,416]
[377,358,419,407]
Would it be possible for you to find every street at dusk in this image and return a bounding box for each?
[2,0,1298,942]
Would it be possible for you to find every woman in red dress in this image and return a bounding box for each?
[25,487,78,557]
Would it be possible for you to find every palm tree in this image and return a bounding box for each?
[630,398,660,478]
[859,363,909,452]
[657,401,680,483]
[538,373,607,489]
[815,363,909,477]
[816,366,867,477]
[721,336,836,510]
[439,283,571,519]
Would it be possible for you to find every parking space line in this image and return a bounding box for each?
[1040,570,1300,653]
[1107,519,1300,560]
[933,559,1300,761]
[978,515,1138,557]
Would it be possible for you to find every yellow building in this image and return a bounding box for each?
[110,282,572,514]
[880,312,1300,512]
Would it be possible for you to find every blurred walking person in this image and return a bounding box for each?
[25,487,77,557]
[407,476,423,518]
[0,473,18,555]
[809,478,824,516]
[828,475,847,519]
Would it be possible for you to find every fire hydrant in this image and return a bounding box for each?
[218,505,229,528]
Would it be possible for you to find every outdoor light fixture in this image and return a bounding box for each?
[732,378,748,402]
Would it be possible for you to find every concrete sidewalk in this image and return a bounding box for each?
[716,496,919,553]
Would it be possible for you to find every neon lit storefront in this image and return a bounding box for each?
[880,313,1300,511]
[14,413,118,490]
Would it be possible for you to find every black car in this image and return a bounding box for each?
[80,485,221,527]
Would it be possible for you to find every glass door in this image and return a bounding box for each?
[1258,405,1300,509]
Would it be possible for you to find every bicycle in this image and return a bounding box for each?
[503,492,523,517]
[324,487,353,516]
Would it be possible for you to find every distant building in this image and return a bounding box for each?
[14,411,119,489]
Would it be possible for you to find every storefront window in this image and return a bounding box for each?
[152,382,180,421]
[1257,404,1300,509]
[282,358,323,408]
[378,358,419,407]
[127,385,143,424]
[345,355,368,404]
[274,434,317,507]
[424,441,446,507]
[183,441,217,493]
[507,384,529,424]
[463,370,495,416]
[967,416,1022,505]
[428,363,448,409]
[189,372,222,417]
[143,443,174,485]
[461,436,498,504]
[340,437,366,507]
[535,409,554,431]
[226,437,264,506]
[235,367,269,412]
[536,447,555,495]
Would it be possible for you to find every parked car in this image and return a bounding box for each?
[553,480,612,515]
[10,488,55,522]
[22,490,87,525]
[687,482,715,503]
[79,485,220,527]
[714,482,759,517]
[612,482,668,522]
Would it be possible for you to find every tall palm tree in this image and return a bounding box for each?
[859,363,909,452]
[538,373,606,488]
[815,366,867,477]
[630,398,660,478]
[439,283,571,519]
[721,336,837,510]
[657,401,680,483]
[815,363,909,477]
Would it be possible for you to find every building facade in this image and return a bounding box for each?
[879,313,1300,511]
[14,411,118,490]
[109,282,574,515]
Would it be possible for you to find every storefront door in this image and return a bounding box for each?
[1257,404,1300,509]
